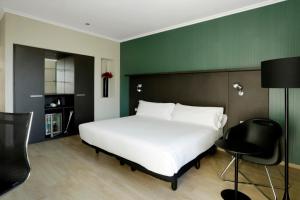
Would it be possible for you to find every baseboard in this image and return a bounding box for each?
[279,161,300,170]
[216,148,300,170]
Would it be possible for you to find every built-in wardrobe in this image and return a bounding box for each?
[14,44,94,143]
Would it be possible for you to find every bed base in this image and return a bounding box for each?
[82,140,216,191]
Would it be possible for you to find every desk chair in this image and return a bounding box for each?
[0,112,33,196]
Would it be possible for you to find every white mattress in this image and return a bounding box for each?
[79,116,222,176]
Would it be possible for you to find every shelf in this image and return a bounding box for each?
[45,106,74,110]
[45,107,63,111]
[101,58,114,98]
[45,93,74,96]
[63,106,74,109]
[56,68,74,71]
[44,132,78,141]
[45,68,74,71]
[45,81,73,83]
[57,81,74,83]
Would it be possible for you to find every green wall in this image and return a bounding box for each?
[120,0,300,164]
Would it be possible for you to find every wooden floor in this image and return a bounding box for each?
[2,136,300,200]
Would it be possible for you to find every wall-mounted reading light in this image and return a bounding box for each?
[233,82,244,96]
[137,84,143,93]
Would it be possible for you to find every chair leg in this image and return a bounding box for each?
[219,157,235,179]
[265,166,277,200]
[120,160,125,166]
[131,166,136,171]
[171,179,177,191]
[195,160,201,169]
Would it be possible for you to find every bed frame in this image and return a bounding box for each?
[82,68,269,190]
[82,140,216,190]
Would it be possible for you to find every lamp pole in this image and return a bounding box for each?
[261,56,300,199]
[283,88,290,200]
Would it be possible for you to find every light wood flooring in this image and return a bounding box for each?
[2,136,300,200]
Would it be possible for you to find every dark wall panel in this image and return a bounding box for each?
[129,70,267,130]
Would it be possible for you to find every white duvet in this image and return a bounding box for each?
[79,115,222,176]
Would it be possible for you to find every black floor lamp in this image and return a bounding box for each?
[261,56,300,200]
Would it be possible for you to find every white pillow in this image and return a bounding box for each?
[171,103,224,130]
[136,100,175,120]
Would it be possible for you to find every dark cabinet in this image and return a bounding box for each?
[13,45,94,143]
[14,45,45,143]
[74,55,94,131]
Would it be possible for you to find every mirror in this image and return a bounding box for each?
[44,56,74,94]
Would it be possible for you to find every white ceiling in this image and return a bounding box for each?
[0,0,284,42]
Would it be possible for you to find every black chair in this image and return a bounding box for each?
[219,118,282,200]
[0,112,33,196]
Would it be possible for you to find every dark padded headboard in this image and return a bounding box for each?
[128,69,269,129]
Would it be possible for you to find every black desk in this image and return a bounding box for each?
[215,139,262,200]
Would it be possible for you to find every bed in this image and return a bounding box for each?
[80,115,221,174]
[79,102,224,190]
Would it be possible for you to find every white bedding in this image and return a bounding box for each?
[79,115,222,176]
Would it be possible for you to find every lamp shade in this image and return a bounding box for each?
[261,57,300,88]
